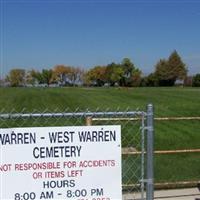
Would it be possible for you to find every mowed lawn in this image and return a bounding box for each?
[0,87,200,184]
[0,87,199,116]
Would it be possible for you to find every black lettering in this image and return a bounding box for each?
[33,146,82,159]
[0,132,36,145]
[78,129,116,142]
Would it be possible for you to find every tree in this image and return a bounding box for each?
[154,50,187,86]
[26,69,39,86]
[130,69,142,87]
[167,50,187,81]
[7,69,25,87]
[154,59,173,86]
[53,65,71,85]
[141,73,159,87]
[30,70,44,84]
[192,73,200,87]
[120,58,135,86]
[110,67,124,86]
[106,62,123,86]
[119,58,142,87]
[85,58,141,87]
[67,67,84,86]
[53,65,84,86]
[85,66,107,86]
[41,69,53,86]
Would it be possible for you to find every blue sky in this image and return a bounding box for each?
[0,0,200,78]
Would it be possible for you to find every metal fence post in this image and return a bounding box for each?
[146,104,154,200]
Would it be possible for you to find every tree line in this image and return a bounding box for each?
[1,50,200,87]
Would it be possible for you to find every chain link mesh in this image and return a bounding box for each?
[0,109,147,200]
[154,119,200,189]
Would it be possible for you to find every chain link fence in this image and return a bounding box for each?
[0,105,154,200]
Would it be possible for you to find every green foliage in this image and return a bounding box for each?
[29,69,53,86]
[34,71,44,84]
[85,58,141,87]
[41,69,53,86]
[141,73,159,87]
[85,66,107,86]
[106,62,123,86]
[154,50,187,86]
[110,66,124,85]
[155,59,174,86]
[130,68,142,87]
[2,52,191,88]
[120,58,135,86]
[192,73,200,87]
[168,50,187,80]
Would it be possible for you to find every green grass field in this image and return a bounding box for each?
[0,87,200,116]
[0,87,200,186]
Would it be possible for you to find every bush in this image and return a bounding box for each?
[192,73,200,87]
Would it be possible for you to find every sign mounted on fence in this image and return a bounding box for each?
[0,125,122,200]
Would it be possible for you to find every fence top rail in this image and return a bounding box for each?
[0,111,146,119]
[92,116,200,121]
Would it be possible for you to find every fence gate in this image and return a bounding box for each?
[0,104,154,200]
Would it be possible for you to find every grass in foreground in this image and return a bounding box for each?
[0,87,200,185]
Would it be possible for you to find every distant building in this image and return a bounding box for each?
[175,79,184,86]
